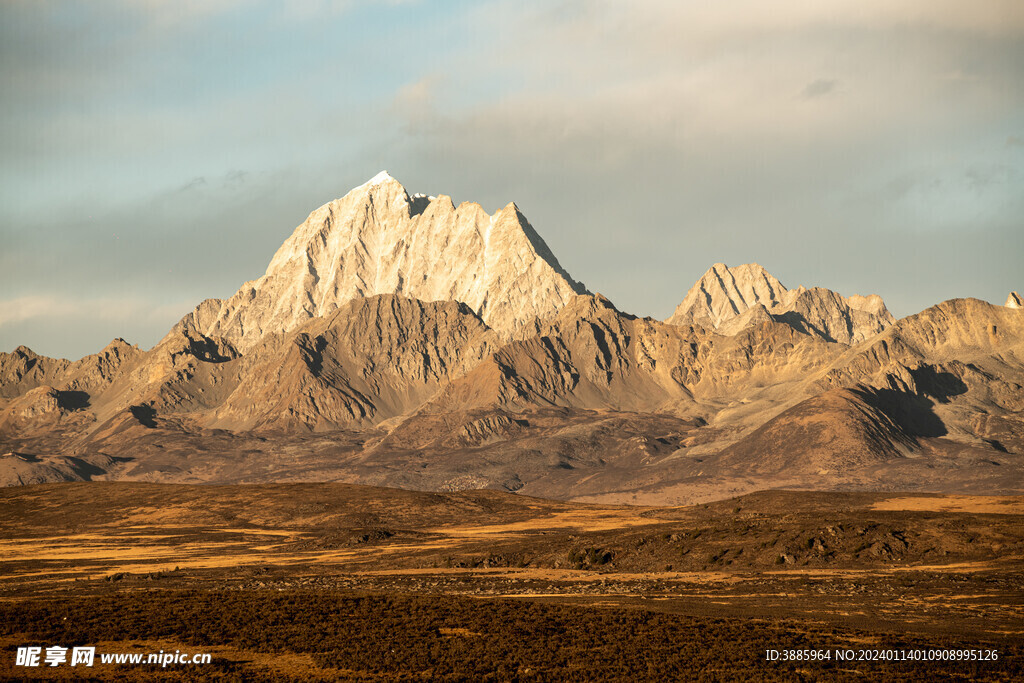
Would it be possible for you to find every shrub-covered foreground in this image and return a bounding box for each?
[0,590,1019,681]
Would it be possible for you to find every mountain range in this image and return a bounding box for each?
[2,173,1021,503]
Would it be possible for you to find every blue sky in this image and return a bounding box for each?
[2,0,1023,359]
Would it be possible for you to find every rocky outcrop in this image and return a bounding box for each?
[667,263,894,345]
[102,326,241,419]
[1006,291,1022,309]
[775,287,894,345]
[0,347,69,400]
[0,386,69,434]
[0,340,141,402]
[173,172,587,352]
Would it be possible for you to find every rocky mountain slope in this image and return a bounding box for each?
[418,292,844,419]
[1,175,1021,502]
[208,295,498,431]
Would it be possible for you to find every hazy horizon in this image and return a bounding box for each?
[2,1,1022,360]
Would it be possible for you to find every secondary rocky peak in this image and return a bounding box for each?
[666,263,789,330]
[173,173,589,352]
[103,337,133,350]
[667,263,894,345]
[1006,291,1022,309]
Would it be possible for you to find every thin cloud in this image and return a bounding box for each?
[507,1,1024,40]
[0,295,192,329]
[177,177,207,193]
[802,79,838,99]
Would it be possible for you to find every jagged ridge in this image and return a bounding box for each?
[174,172,588,352]
[667,262,894,345]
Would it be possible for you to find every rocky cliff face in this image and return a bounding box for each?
[210,295,499,431]
[420,293,845,419]
[174,172,587,352]
[667,263,895,345]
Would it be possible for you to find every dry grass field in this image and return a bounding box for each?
[1,483,1021,680]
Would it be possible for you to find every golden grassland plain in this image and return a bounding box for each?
[1,483,1022,681]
